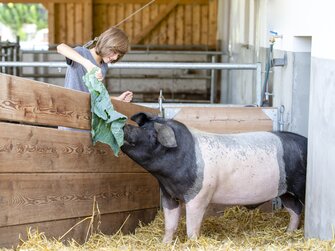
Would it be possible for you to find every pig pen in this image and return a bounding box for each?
[18,103,325,251]
[0,73,279,249]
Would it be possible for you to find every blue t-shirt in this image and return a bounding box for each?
[64,46,108,93]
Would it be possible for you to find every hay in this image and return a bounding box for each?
[12,207,335,251]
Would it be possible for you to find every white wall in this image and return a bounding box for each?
[265,0,335,240]
[218,0,335,240]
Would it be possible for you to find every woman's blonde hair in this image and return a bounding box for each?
[84,27,129,62]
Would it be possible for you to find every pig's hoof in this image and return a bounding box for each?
[188,233,199,240]
[162,236,173,244]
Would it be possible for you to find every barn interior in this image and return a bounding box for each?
[0,0,335,249]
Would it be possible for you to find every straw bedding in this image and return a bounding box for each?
[7,206,335,251]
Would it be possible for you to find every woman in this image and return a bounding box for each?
[57,26,133,102]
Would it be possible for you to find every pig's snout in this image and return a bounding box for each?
[122,124,137,147]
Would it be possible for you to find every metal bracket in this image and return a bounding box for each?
[272,53,287,67]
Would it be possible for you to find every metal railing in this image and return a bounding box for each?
[0,61,262,106]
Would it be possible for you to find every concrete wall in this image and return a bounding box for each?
[272,50,311,137]
[305,57,335,239]
[218,0,335,240]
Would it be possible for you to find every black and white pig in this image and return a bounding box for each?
[121,112,307,242]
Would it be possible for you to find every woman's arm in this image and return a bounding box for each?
[57,43,103,80]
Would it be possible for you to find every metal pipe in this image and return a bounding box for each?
[256,62,262,106]
[20,73,211,80]
[22,49,226,56]
[0,61,262,105]
[210,55,217,103]
[0,61,259,70]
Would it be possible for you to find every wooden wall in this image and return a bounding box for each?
[0,73,160,248]
[0,0,218,48]
[45,0,218,49]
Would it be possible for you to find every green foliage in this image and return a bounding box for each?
[0,3,47,40]
[83,68,127,157]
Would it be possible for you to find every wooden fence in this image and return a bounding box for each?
[0,73,160,248]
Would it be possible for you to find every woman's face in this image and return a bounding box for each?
[102,51,120,64]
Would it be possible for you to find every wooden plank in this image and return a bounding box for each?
[158,4,167,44]
[0,208,157,249]
[107,4,116,27]
[141,3,150,44]
[133,4,142,39]
[0,73,159,129]
[0,122,146,173]
[0,173,159,227]
[116,3,125,31]
[208,0,218,49]
[125,4,134,39]
[93,4,106,35]
[75,3,83,44]
[175,5,184,45]
[59,3,67,42]
[102,3,109,31]
[47,3,55,45]
[184,4,192,45]
[192,4,201,45]
[167,7,175,45]
[172,107,273,133]
[149,3,159,44]
[201,4,209,46]
[83,0,93,43]
[132,0,178,44]
[67,3,75,45]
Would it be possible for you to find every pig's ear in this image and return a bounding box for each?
[154,122,177,148]
[131,112,156,126]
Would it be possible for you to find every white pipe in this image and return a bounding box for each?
[0,61,259,70]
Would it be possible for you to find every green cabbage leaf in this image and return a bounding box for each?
[83,68,127,156]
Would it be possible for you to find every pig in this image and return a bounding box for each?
[121,112,307,242]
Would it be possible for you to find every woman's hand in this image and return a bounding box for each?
[86,63,103,81]
[115,91,133,102]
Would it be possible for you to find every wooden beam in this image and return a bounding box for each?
[0,122,145,173]
[132,0,178,44]
[0,173,159,227]
[0,73,159,129]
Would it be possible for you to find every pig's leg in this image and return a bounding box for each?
[161,194,181,243]
[280,193,303,232]
[185,198,209,239]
